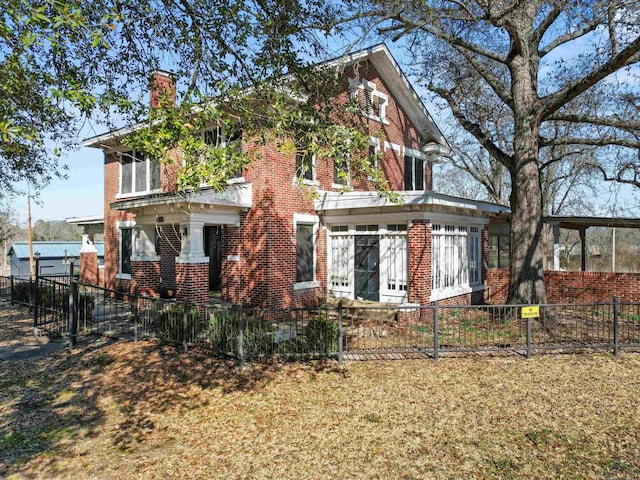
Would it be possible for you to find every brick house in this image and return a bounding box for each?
[82,44,505,308]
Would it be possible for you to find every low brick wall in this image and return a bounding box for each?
[486,269,640,303]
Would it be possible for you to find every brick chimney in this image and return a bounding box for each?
[149,70,176,108]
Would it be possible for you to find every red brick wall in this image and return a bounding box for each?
[131,260,161,297]
[486,268,640,304]
[408,220,432,305]
[158,224,180,292]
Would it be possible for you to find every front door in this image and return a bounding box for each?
[204,226,222,292]
[355,235,380,301]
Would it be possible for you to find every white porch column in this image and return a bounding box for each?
[177,219,208,263]
[552,223,560,271]
[132,225,160,261]
[80,233,97,254]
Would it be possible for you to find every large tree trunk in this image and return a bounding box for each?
[508,160,547,304]
[506,8,547,305]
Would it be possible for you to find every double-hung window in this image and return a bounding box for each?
[383,224,408,292]
[432,224,482,291]
[334,155,350,186]
[404,150,424,191]
[295,136,315,182]
[202,126,243,180]
[329,226,351,289]
[119,150,160,196]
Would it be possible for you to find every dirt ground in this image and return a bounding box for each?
[1,302,640,479]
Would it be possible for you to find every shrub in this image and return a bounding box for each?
[157,306,202,343]
[305,316,338,356]
[12,281,33,304]
[209,313,275,358]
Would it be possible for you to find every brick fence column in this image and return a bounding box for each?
[407,220,432,305]
[79,251,98,284]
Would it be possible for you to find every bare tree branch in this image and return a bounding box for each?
[545,113,640,131]
[540,35,640,119]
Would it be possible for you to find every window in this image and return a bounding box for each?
[296,223,314,282]
[334,155,349,185]
[119,150,160,195]
[119,227,133,276]
[349,78,388,122]
[384,224,407,291]
[488,234,510,269]
[295,138,315,182]
[368,137,380,171]
[329,226,350,288]
[202,126,243,179]
[432,224,482,291]
[404,153,424,191]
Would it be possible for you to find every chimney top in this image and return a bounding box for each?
[149,70,177,109]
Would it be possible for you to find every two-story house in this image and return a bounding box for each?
[82,44,505,308]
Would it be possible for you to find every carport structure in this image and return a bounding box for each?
[545,215,640,271]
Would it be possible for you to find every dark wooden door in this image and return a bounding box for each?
[204,226,222,292]
[355,235,380,301]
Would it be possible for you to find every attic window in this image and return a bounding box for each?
[349,78,388,123]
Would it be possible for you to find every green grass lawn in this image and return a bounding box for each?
[1,305,639,479]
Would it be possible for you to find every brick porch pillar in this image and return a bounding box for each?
[131,260,161,296]
[175,261,209,304]
[175,219,209,305]
[407,220,432,305]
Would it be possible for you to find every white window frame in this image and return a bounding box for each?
[116,220,136,279]
[431,223,483,301]
[293,213,320,290]
[293,144,318,186]
[380,225,408,297]
[328,226,353,295]
[117,150,161,199]
[348,78,389,124]
[332,154,351,190]
[404,147,426,191]
[368,137,381,179]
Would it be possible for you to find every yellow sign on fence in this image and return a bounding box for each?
[521,305,540,319]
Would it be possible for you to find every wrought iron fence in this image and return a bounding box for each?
[2,274,639,363]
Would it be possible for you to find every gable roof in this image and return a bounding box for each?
[8,242,105,260]
[83,44,447,151]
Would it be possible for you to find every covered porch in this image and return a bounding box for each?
[111,184,252,304]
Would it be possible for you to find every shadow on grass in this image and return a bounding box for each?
[0,332,339,477]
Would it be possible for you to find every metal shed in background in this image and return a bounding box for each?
[7,241,105,277]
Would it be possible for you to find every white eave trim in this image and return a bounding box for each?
[314,190,509,214]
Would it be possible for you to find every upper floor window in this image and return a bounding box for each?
[349,78,388,123]
[334,155,350,186]
[295,139,315,182]
[202,126,243,179]
[119,150,160,195]
[404,149,424,191]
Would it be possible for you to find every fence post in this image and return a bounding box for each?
[613,296,619,356]
[338,303,344,367]
[33,258,40,337]
[133,286,139,343]
[238,305,245,370]
[69,280,77,349]
[182,299,189,352]
[526,316,532,359]
[10,276,13,304]
[433,301,439,361]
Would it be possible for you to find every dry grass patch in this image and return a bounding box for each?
[1,305,640,479]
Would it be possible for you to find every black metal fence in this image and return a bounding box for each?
[2,275,639,364]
